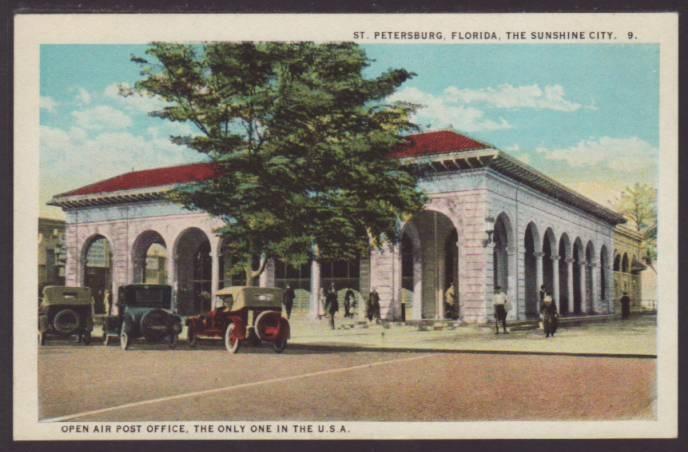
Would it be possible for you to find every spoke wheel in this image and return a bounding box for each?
[224,323,240,354]
[120,332,129,351]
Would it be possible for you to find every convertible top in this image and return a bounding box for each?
[216,286,284,310]
[41,286,93,306]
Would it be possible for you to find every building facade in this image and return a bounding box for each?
[38,217,66,295]
[49,131,627,323]
[612,225,647,312]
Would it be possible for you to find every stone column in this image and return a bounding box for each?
[579,262,587,314]
[507,250,517,320]
[590,262,599,313]
[566,258,574,314]
[167,252,177,312]
[309,259,321,319]
[210,250,219,304]
[535,251,544,297]
[552,255,560,313]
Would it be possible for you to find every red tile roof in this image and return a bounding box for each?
[388,130,489,159]
[57,131,489,197]
[59,162,219,197]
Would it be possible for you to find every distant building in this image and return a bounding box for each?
[38,217,66,294]
[49,130,628,322]
[612,225,648,312]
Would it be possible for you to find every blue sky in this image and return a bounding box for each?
[40,44,659,219]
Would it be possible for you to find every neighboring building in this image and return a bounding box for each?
[49,130,627,323]
[38,217,66,295]
[612,225,648,312]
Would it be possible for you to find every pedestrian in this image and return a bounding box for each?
[493,286,509,334]
[444,280,458,320]
[325,284,339,330]
[368,287,381,322]
[539,284,546,305]
[283,284,295,319]
[620,291,631,320]
[318,287,326,319]
[540,291,558,338]
[344,288,356,318]
[103,289,111,316]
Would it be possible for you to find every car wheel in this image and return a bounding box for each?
[53,309,80,335]
[82,331,91,345]
[169,334,178,349]
[188,326,197,348]
[272,338,287,354]
[103,334,109,346]
[224,323,240,354]
[38,332,45,346]
[120,332,129,351]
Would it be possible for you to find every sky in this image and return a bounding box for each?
[40,44,659,219]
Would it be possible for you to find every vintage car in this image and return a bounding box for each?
[103,284,183,350]
[186,286,290,353]
[38,286,95,345]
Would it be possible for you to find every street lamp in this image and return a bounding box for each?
[483,216,495,247]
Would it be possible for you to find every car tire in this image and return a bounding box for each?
[82,331,91,345]
[38,332,45,346]
[120,332,129,351]
[272,337,287,354]
[224,323,240,354]
[53,309,80,335]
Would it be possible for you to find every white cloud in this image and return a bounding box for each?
[71,105,132,130]
[40,96,57,112]
[104,82,168,113]
[444,84,593,112]
[538,136,657,174]
[388,87,512,132]
[75,88,92,105]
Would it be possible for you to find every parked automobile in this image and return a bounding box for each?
[103,284,182,350]
[186,286,290,353]
[38,286,95,345]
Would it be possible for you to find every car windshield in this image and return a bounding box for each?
[127,287,170,308]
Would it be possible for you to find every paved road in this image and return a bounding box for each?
[39,341,655,422]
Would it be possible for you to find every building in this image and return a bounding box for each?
[38,217,66,295]
[48,130,628,323]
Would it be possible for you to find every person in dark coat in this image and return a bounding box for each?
[368,288,381,322]
[540,292,558,338]
[325,284,339,330]
[282,284,295,319]
[620,292,631,320]
[344,288,356,318]
[539,285,546,305]
[493,286,509,334]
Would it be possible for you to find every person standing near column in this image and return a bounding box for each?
[620,291,631,320]
[283,283,295,319]
[325,284,339,330]
[540,291,558,338]
[493,286,509,334]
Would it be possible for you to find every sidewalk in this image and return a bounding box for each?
[286,314,657,357]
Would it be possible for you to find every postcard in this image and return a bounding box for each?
[14,12,677,440]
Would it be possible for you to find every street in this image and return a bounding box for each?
[39,339,655,422]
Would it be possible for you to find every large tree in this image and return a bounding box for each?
[129,42,426,284]
[614,183,657,263]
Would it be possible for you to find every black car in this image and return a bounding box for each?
[103,284,182,350]
[38,286,95,345]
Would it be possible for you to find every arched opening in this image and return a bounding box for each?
[400,233,415,315]
[558,234,571,315]
[492,214,510,293]
[622,253,629,273]
[524,222,540,319]
[320,257,361,317]
[613,252,621,272]
[600,245,609,304]
[274,258,311,315]
[585,241,595,313]
[132,230,167,284]
[542,228,556,296]
[406,210,458,320]
[82,234,112,314]
[444,229,459,319]
[175,228,212,315]
[572,238,584,314]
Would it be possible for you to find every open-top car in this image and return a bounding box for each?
[186,286,289,353]
[38,286,95,345]
[103,284,182,350]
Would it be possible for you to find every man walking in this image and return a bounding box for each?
[344,288,356,318]
[620,291,631,320]
[325,284,339,330]
[368,287,381,322]
[493,286,509,334]
[283,283,295,319]
[444,281,458,320]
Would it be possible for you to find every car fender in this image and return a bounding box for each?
[227,316,246,340]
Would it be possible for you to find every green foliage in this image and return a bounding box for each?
[614,183,657,262]
[131,42,426,282]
